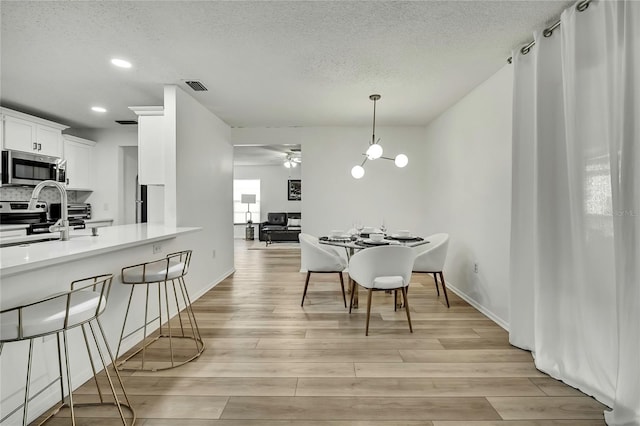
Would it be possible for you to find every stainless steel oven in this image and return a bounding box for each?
[1,150,66,186]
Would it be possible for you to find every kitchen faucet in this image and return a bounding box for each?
[28,180,69,241]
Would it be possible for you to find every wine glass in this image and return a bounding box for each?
[355,221,364,237]
[380,218,387,235]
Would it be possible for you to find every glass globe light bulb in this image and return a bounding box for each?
[394,154,408,168]
[351,165,365,179]
[366,143,383,160]
[284,160,292,168]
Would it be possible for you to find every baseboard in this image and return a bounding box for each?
[443,280,510,331]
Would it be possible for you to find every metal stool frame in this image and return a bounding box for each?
[116,250,204,371]
[0,274,136,426]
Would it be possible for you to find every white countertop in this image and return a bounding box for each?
[0,223,201,277]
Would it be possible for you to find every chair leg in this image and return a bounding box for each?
[401,287,413,333]
[339,272,347,308]
[22,339,34,426]
[349,279,356,314]
[433,273,440,296]
[62,330,75,423]
[365,288,373,336]
[439,271,450,308]
[393,290,397,311]
[116,286,135,360]
[301,271,311,306]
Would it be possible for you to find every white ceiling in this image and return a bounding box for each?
[1,1,573,130]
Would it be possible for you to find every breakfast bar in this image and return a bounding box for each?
[0,223,201,423]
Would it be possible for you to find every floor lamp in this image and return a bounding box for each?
[241,194,256,224]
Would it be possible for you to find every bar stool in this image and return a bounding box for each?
[0,274,135,425]
[116,250,204,371]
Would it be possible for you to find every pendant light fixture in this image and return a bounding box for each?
[351,94,408,179]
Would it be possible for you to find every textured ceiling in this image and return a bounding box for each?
[234,144,301,167]
[1,1,573,130]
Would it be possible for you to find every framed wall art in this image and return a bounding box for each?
[288,179,301,201]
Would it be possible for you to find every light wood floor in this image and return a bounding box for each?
[42,239,607,425]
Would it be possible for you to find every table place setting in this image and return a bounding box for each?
[319,228,427,248]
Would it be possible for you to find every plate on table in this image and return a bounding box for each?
[358,239,390,246]
[388,234,423,241]
[321,235,354,242]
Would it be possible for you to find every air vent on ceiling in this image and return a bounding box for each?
[115,120,138,125]
[185,81,208,91]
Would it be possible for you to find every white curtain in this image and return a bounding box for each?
[510,1,640,424]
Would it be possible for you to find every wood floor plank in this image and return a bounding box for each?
[131,362,356,378]
[433,421,606,426]
[141,421,436,426]
[399,349,533,363]
[295,377,545,397]
[53,395,228,419]
[355,362,546,378]
[256,337,444,350]
[220,396,501,420]
[529,378,587,397]
[75,376,297,396]
[487,396,607,420]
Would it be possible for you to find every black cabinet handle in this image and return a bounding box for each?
[38,143,42,151]
[33,142,38,150]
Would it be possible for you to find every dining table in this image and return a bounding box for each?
[319,233,429,308]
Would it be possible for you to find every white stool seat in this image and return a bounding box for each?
[373,276,405,290]
[122,258,187,283]
[0,291,105,341]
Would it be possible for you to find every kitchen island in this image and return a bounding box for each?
[0,223,203,424]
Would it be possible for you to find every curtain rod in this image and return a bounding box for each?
[507,0,592,64]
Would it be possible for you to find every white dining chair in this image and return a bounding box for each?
[348,245,415,336]
[413,233,450,307]
[299,233,348,307]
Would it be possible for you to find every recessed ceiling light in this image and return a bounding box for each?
[91,106,107,113]
[111,58,132,68]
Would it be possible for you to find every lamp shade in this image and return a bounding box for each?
[241,194,256,204]
[366,143,383,160]
[351,165,365,179]
[394,154,408,168]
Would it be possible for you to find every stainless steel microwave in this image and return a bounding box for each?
[0,150,66,186]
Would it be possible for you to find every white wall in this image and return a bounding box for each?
[422,64,513,327]
[164,85,235,291]
[235,164,302,222]
[232,127,428,238]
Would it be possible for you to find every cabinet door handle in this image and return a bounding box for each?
[38,143,42,151]
[66,178,69,185]
[33,142,38,150]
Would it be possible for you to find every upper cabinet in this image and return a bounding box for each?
[1,108,68,158]
[63,135,95,190]
[129,106,165,185]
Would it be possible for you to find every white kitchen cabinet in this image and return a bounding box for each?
[63,135,95,190]
[129,106,165,185]
[1,108,67,157]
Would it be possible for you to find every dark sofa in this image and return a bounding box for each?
[258,212,301,243]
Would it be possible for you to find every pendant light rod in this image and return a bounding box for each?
[370,94,380,145]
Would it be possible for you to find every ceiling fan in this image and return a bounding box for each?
[283,149,301,168]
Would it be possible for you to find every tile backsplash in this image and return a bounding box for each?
[0,186,90,203]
